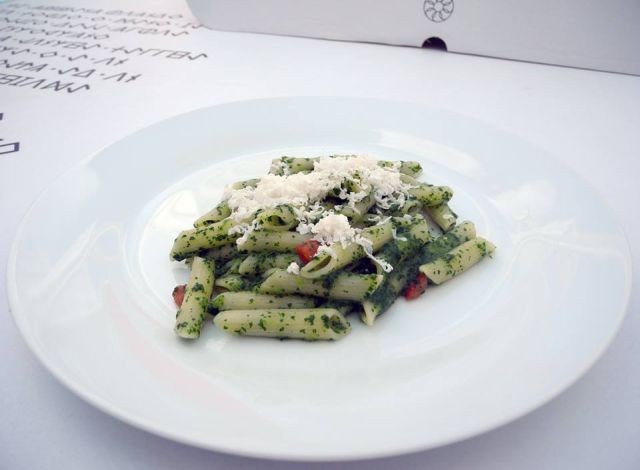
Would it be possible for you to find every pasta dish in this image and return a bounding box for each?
[169,155,495,341]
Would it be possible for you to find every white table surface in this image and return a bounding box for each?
[1,1,639,469]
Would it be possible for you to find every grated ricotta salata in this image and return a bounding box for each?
[286,262,300,275]
[225,155,413,253]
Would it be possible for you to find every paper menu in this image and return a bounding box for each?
[0,0,218,283]
[0,1,209,96]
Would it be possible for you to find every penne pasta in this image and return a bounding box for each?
[214,308,351,340]
[169,154,494,342]
[238,230,312,252]
[425,203,458,231]
[300,222,393,279]
[420,237,495,285]
[171,218,237,261]
[256,204,298,232]
[175,257,215,338]
[211,291,316,311]
[258,269,383,302]
[238,253,298,275]
[408,184,453,207]
[194,201,231,228]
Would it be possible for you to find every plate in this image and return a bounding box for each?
[7,97,631,461]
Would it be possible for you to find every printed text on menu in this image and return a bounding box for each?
[0,3,209,94]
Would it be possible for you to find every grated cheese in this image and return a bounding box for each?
[311,214,355,246]
[391,227,408,242]
[286,262,300,275]
[226,155,412,247]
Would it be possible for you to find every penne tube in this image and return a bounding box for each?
[258,269,383,302]
[210,292,316,311]
[361,257,415,326]
[170,218,236,261]
[193,201,231,228]
[238,252,298,275]
[238,231,312,252]
[175,257,215,338]
[426,203,458,231]
[408,184,453,207]
[220,256,245,275]
[256,204,298,232]
[300,222,393,279]
[378,160,423,177]
[423,221,476,262]
[203,244,236,263]
[420,237,495,285]
[336,193,376,221]
[214,308,351,340]
[269,156,317,175]
[230,178,260,190]
[215,274,250,292]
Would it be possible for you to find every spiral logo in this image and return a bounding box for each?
[423,0,454,23]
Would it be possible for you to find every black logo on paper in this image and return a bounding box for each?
[423,0,454,22]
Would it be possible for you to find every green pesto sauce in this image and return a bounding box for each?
[367,230,426,313]
[191,282,204,292]
[320,270,341,290]
[329,316,349,334]
[422,231,462,263]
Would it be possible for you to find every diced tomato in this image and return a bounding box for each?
[295,240,321,264]
[404,273,428,300]
[172,284,186,307]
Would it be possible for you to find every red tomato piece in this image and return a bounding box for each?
[295,240,321,264]
[404,273,428,300]
[172,284,186,307]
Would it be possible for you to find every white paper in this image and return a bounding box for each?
[188,0,640,75]
[1,1,640,469]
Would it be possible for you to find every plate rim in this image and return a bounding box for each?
[5,96,634,461]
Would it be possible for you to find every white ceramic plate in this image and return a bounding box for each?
[7,98,631,461]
